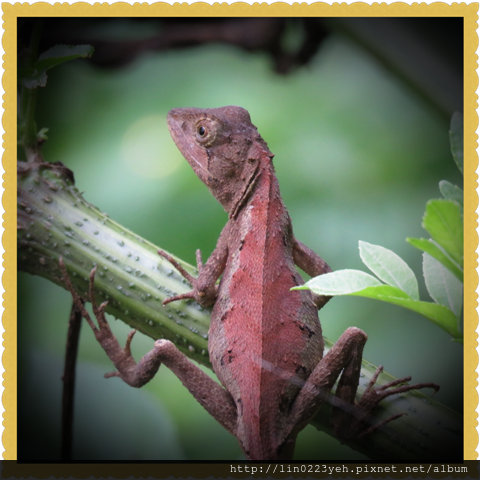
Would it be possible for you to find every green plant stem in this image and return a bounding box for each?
[18,19,43,157]
[22,88,37,155]
[17,160,462,461]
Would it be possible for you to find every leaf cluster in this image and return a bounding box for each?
[295,113,464,343]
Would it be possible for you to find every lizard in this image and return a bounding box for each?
[60,106,439,460]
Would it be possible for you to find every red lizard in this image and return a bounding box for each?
[60,106,438,460]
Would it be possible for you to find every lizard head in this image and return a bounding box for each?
[167,106,273,217]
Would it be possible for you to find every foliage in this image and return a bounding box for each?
[17,19,94,157]
[294,113,464,343]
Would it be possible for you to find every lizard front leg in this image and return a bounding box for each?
[287,327,439,443]
[154,230,243,434]
[158,223,229,308]
[59,257,238,433]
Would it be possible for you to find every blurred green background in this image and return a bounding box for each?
[18,17,463,460]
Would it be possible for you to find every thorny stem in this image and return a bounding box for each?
[17,160,462,461]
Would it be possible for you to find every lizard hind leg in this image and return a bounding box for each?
[286,326,369,438]
[286,326,439,444]
[58,258,163,388]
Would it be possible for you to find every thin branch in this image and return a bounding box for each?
[61,300,83,461]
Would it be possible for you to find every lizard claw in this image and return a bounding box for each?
[344,366,440,440]
[360,366,439,408]
[355,413,406,439]
[158,249,196,285]
[162,291,196,306]
[158,249,204,306]
[59,257,101,333]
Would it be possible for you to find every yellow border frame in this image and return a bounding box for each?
[3,1,478,466]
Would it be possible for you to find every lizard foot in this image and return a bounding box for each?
[158,249,197,305]
[59,258,163,388]
[345,366,439,440]
[158,249,217,307]
[59,257,111,339]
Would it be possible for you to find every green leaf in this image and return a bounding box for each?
[298,274,462,340]
[18,44,94,89]
[351,285,461,340]
[296,270,463,341]
[359,241,419,300]
[349,284,410,299]
[449,111,463,175]
[35,44,95,72]
[294,269,382,296]
[407,237,463,282]
[423,253,463,318]
[423,199,463,268]
[439,180,463,210]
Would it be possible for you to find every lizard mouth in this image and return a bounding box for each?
[167,110,211,181]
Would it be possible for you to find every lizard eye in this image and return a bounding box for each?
[195,118,217,146]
